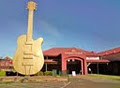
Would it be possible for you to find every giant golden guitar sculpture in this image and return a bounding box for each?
[13,1,44,75]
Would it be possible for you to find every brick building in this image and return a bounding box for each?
[43,47,120,75]
[0,47,120,75]
[0,57,13,71]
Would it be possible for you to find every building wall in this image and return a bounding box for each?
[0,57,13,71]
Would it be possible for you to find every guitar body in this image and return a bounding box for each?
[13,35,44,75]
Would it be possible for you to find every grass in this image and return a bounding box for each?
[88,74,120,81]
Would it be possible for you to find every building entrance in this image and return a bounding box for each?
[67,60,81,74]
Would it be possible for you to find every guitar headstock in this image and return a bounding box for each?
[27,1,37,11]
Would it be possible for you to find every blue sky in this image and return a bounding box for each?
[0,0,120,57]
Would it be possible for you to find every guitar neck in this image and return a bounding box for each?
[27,10,34,42]
[26,1,36,43]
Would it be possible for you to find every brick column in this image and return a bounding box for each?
[61,57,67,75]
[81,60,83,75]
[83,59,87,75]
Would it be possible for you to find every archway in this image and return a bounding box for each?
[65,57,84,75]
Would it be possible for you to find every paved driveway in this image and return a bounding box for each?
[63,76,120,88]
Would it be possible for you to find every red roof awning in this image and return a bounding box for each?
[44,59,57,63]
[87,60,110,63]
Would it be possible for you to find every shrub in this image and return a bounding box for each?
[37,71,44,76]
[34,71,44,76]
[0,70,6,76]
[44,71,52,76]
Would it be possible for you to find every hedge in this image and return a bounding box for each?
[0,70,6,76]
[44,71,52,76]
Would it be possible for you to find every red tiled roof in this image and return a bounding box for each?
[4,57,12,60]
[43,47,67,56]
[98,47,120,56]
[43,47,99,56]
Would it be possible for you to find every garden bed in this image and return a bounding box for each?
[0,76,68,83]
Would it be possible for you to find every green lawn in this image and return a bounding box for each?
[88,74,120,81]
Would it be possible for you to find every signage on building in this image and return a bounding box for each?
[65,49,83,55]
[86,57,99,60]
